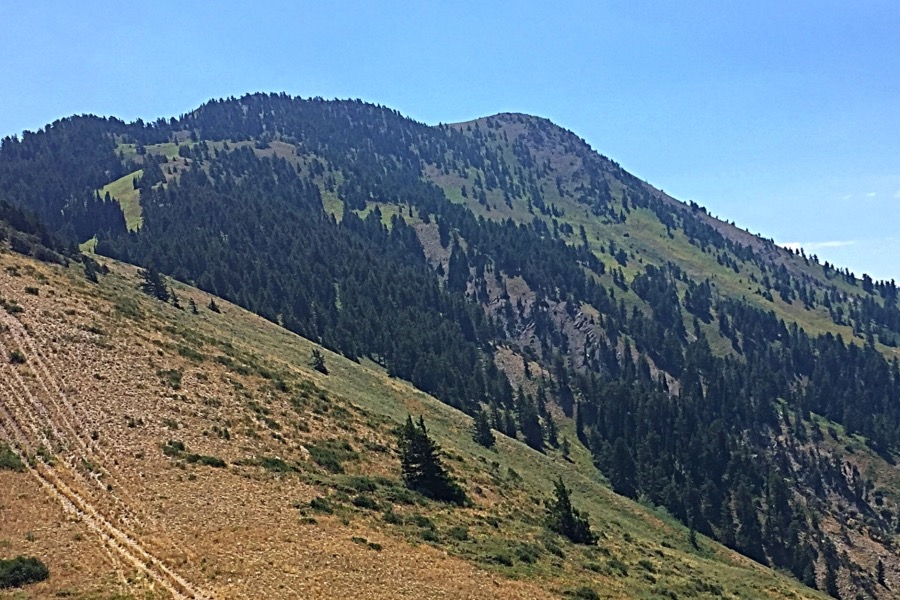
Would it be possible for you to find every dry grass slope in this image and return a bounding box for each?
[0,251,828,599]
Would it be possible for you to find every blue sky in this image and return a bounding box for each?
[2,1,898,281]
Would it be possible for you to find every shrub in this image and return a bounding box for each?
[307,439,358,474]
[162,440,186,457]
[0,555,49,589]
[351,495,379,510]
[382,509,402,525]
[186,454,226,468]
[309,497,333,514]
[258,456,293,473]
[514,543,542,564]
[566,587,601,600]
[8,350,25,365]
[0,443,25,472]
[420,528,439,542]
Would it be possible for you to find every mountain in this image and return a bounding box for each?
[1,92,899,598]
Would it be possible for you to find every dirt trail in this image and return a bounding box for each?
[0,309,214,600]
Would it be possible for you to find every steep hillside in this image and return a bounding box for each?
[2,93,900,598]
[0,244,832,599]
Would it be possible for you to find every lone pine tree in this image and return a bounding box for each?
[472,408,495,448]
[137,265,170,302]
[398,415,468,505]
[546,477,597,545]
[309,348,328,375]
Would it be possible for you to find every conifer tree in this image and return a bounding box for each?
[472,408,495,448]
[310,348,328,375]
[398,415,468,505]
[138,266,170,302]
[545,477,597,544]
[608,438,637,498]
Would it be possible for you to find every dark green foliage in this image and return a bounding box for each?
[310,348,328,375]
[398,416,468,505]
[138,265,170,301]
[0,443,25,472]
[733,482,766,565]
[309,496,333,513]
[351,494,379,510]
[82,255,107,282]
[307,439,358,474]
[567,587,601,600]
[607,438,637,498]
[517,393,544,452]
[8,350,25,364]
[0,556,49,589]
[545,478,597,545]
[161,440,225,467]
[472,408,495,448]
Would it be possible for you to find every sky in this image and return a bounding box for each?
[2,1,898,281]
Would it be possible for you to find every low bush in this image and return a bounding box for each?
[0,443,25,472]
[0,555,49,589]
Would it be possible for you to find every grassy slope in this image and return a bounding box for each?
[99,170,143,231]
[434,116,900,360]
[0,250,827,600]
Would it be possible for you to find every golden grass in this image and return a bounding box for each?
[0,250,829,599]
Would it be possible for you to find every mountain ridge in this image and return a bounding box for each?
[2,92,900,598]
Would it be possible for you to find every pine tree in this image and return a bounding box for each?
[398,416,468,505]
[138,266,170,302]
[207,297,221,313]
[561,436,572,461]
[518,395,544,451]
[545,477,597,544]
[877,558,886,586]
[310,348,328,375]
[472,408,495,448]
[734,482,767,565]
[608,438,637,498]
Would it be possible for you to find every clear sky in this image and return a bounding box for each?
[2,1,898,281]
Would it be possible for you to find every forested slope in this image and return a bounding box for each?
[3,93,900,598]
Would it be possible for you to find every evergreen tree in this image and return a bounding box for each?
[138,266,170,301]
[734,482,766,565]
[472,408,495,448]
[398,416,468,505]
[608,438,637,498]
[310,348,329,375]
[545,477,597,544]
[518,395,544,451]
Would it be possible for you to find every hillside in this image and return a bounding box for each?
[0,245,831,599]
[2,93,900,598]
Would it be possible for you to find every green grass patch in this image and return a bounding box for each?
[99,170,143,230]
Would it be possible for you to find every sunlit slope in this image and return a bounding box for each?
[0,250,827,599]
